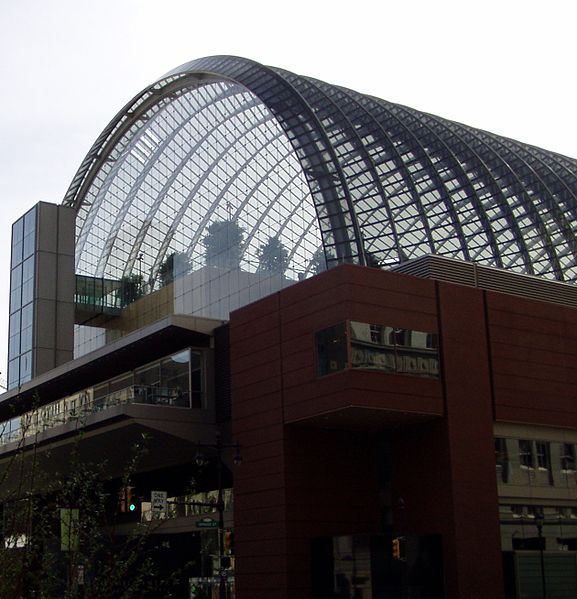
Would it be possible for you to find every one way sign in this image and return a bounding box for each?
[151,490,168,513]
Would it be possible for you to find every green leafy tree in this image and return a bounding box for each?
[158,252,191,287]
[365,252,383,268]
[0,428,182,599]
[118,274,145,306]
[202,220,245,270]
[311,247,339,275]
[309,248,326,275]
[257,236,289,275]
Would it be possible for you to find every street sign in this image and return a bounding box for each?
[151,490,167,513]
[196,517,218,529]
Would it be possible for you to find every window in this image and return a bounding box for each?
[160,350,194,407]
[519,440,534,468]
[349,321,439,378]
[7,207,37,390]
[495,438,509,483]
[390,328,409,346]
[316,323,348,376]
[561,443,576,471]
[369,324,382,344]
[536,441,550,470]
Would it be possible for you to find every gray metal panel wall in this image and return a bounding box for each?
[34,202,75,376]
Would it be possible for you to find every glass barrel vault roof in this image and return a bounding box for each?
[63,55,577,299]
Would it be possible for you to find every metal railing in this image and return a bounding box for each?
[0,385,190,447]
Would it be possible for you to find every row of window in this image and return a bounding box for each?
[495,437,577,486]
[8,206,37,390]
[316,321,439,378]
[499,504,577,552]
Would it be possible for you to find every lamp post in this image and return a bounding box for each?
[195,433,241,599]
[535,512,547,599]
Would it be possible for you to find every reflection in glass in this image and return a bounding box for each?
[73,80,322,335]
[8,207,37,389]
[316,321,439,379]
[496,437,569,489]
[350,322,439,378]
[0,348,204,445]
[495,438,510,483]
[561,443,576,471]
[518,440,534,469]
[316,323,348,376]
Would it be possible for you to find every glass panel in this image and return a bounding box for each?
[8,332,20,360]
[22,230,36,260]
[20,322,33,354]
[109,374,133,393]
[21,303,33,329]
[11,240,23,268]
[21,256,35,305]
[23,207,36,235]
[8,312,21,337]
[134,363,161,404]
[7,358,19,388]
[160,349,191,407]
[19,351,32,383]
[316,323,348,376]
[495,438,510,484]
[12,218,23,244]
[519,440,534,468]
[190,351,202,408]
[73,80,322,341]
[0,347,202,442]
[350,322,396,372]
[350,322,439,378]
[561,443,575,471]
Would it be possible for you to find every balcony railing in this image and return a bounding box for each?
[0,385,191,448]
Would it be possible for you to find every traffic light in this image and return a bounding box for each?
[392,536,406,561]
[119,486,140,514]
[127,486,140,513]
[223,530,234,555]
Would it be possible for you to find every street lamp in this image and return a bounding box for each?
[535,511,547,599]
[195,433,241,599]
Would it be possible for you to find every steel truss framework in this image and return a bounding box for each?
[63,55,577,296]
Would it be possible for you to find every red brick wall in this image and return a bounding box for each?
[488,291,577,427]
[230,292,288,597]
[231,266,507,599]
[438,283,503,599]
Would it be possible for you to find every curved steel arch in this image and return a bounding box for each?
[419,111,535,273]
[102,87,266,279]
[65,54,577,290]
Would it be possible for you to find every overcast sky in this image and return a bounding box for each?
[1,0,576,387]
